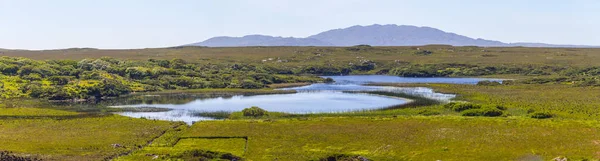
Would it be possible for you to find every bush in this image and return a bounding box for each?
[324,77,334,83]
[461,108,503,117]
[346,45,372,51]
[49,76,73,85]
[461,109,483,116]
[501,80,515,85]
[530,112,553,119]
[444,102,482,112]
[242,106,268,117]
[480,108,504,117]
[477,80,501,86]
[414,50,433,55]
[240,79,264,89]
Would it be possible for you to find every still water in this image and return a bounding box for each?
[115,75,501,124]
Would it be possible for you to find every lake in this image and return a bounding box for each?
[115,75,501,124]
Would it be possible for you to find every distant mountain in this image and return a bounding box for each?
[186,24,597,48]
[307,24,506,46]
[187,35,332,47]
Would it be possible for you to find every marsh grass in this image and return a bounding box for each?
[190,111,232,119]
[353,91,442,108]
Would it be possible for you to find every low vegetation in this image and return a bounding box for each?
[162,149,243,161]
[2,46,600,160]
[0,107,179,161]
[529,111,555,119]
[179,117,600,160]
[0,151,42,161]
[242,106,268,117]
[3,46,600,101]
[315,154,371,161]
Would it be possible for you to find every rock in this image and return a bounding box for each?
[552,157,567,161]
[111,144,124,148]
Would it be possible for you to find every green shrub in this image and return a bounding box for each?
[480,108,504,117]
[324,77,335,83]
[530,112,554,119]
[414,50,433,55]
[461,109,483,116]
[240,79,264,89]
[461,108,503,117]
[502,80,515,85]
[477,80,501,86]
[242,106,268,117]
[443,102,458,109]
[445,102,482,112]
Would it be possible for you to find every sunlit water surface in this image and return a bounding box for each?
[114,75,501,124]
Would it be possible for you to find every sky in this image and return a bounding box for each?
[0,0,598,50]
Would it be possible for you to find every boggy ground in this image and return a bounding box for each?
[4,80,600,160]
[115,83,600,161]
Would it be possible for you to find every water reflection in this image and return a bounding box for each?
[113,75,500,124]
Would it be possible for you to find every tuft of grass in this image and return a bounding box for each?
[529,112,554,119]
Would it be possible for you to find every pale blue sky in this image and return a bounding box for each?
[0,0,598,49]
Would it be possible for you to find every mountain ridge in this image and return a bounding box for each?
[186,24,598,48]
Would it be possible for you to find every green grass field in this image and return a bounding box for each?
[3,46,600,67]
[0,107,180,161]
[115,117,599,161]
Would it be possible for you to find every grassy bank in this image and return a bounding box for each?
[373,83,600,119]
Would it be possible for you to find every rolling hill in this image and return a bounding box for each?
[187,24,596,48]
